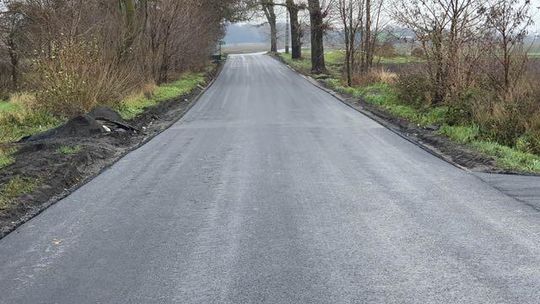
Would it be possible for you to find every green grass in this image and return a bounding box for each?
[438,125,480,144]
[473,141,540,173]
[118,72,206,120]
[0,102,18,113]
[0,148,16,170]
[279,50,343,77]
[439,125,540,173]
[57,145,82,155]
[359,85,540,173]
[279,52,312,74]
[0,176,40,210]
[0,110,61,144]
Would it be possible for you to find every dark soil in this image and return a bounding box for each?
[0,63,222,239]
[271,54,501,174]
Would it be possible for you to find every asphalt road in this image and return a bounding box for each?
[1,54,539,304]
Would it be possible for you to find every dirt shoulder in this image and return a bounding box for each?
[0,63,223,239]
[271,54,510,175]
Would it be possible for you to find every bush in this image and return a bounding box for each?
[395,72,433,107]
[411,47,425,58]
[32,40,139,117]
[376,41,398,58]
[516,131,540,155]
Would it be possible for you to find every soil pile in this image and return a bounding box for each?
[22,107,138,142]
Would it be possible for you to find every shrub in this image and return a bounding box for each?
[376,41,398,58]
[395,72,433,107]
[470,85,537,147]
[411,47,425,58]
[516,131,540,155]
[32,40,139,117]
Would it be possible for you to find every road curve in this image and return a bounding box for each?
[0,54,539,304]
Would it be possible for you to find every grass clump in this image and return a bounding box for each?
[0,147,16,169]
[0,176,40,210]
[439,125,540,172]
[473,141,540,173]
[57,145,82,155]
[0,109,61,143]
[0,102,19,113]
[0,92,62,144]
[438,125,480,144]
[117,72,205,120]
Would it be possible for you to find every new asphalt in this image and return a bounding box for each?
[0,53,539,303]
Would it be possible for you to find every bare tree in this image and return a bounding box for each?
[337,0,363,85]
[360,0,384,72]
[0,0,240,114]
[483,0,533,92]
[0,1,26,90]
[393,0,485,104]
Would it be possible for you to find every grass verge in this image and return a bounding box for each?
[0,110,61,144]
[117,72,205,120]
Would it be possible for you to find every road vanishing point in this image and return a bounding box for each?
[0,53,539,304]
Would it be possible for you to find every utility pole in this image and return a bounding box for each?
[285,9,290,54]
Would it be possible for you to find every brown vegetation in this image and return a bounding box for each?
[0,0,240,117]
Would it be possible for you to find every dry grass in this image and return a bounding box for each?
[9,92,37,108]
[469,78,540,153]
[352,69,398,86]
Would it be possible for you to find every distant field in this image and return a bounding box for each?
[223,43,271,54]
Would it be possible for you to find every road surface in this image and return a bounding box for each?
[0,54,539,304]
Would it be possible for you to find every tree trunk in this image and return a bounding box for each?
[362,0,372,72]
[7,34,18,90]
[308,0,326,74]
[120,0,137,58]
[270,23,277,53]
[286,0,302,59]
[261,2,277,53]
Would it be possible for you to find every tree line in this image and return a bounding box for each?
[0,0,243,115]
